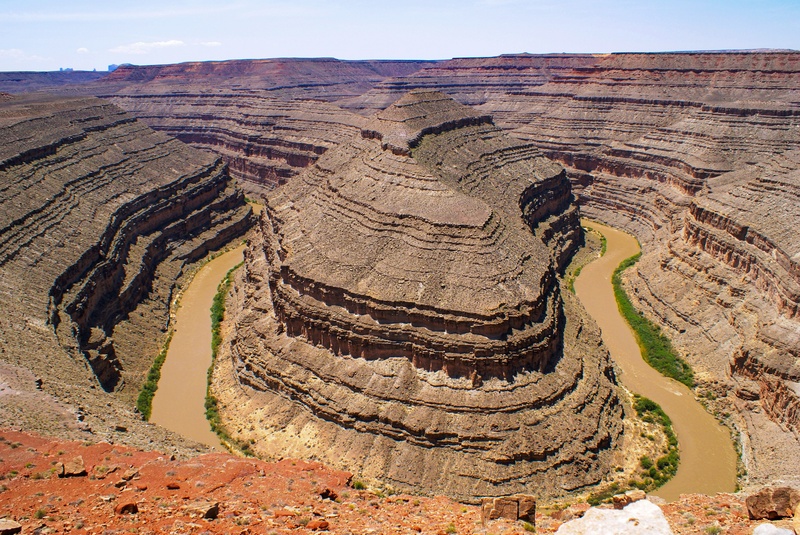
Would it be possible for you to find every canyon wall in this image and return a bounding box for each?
[503,53,800,486]
[94,59,438,193]
[106,93,367,192]
[0,94,252,449]
[0,71,107,94]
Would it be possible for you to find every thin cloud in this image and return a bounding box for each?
[109,40,185,55]
[76,47,89,54]
[200,41,222,47]
[0,48,47,61]
[0,5,239,23]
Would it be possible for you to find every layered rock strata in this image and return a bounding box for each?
[99,58,437,100]
[107,92,368,193]
[218,91,621,501]
[0,94,252,446]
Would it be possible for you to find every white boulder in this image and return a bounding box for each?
[555,499,673,535]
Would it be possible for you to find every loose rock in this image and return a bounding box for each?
[185,502,219,519]
[613,489,647,510]
[114,502,138,515]
[752,524,794,535]
[61,456,86,477]
[482,495,536,524]
[306,519,330,530]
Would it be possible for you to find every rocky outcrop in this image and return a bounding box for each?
[0,94,252,445]
[215,91,621,502]
[4,428,800,535]
[554,500,674,535]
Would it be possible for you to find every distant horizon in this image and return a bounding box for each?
[2,0,798,72]
[4,48,800,74]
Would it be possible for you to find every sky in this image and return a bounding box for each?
[0,0,798,72]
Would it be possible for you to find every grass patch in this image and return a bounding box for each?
[612,253,694,387]
[629,395,679,491]
[205,262,252,455]
[136,331,173,420]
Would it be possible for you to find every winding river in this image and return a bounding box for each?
[149,214,737,498]
[149,245,245,450]
[574,220,737,500]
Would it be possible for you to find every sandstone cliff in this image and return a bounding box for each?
[214,91,622,502]
[0,94,252,450]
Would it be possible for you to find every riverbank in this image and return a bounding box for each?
[574,220,737,501]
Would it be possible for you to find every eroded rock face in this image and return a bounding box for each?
[88,60,437,194]
[0,94,251,445]
[218,91,622,502]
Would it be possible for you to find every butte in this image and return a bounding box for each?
[214,91,624,501]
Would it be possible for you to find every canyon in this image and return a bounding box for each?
[0,50,799,515]
[68,51,800,490]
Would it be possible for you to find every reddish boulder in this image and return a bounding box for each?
[746,487,800,520]
[114,502,138,515]
[306,519,329,531]
[320,488,338,501]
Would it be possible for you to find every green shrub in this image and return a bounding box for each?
[612,253,694,387]
[136,331,173,420]
[352,480,366,490]
[630,395,680,490]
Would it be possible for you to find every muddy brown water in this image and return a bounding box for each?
[150,245,245,449]
[574,220,737,501]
